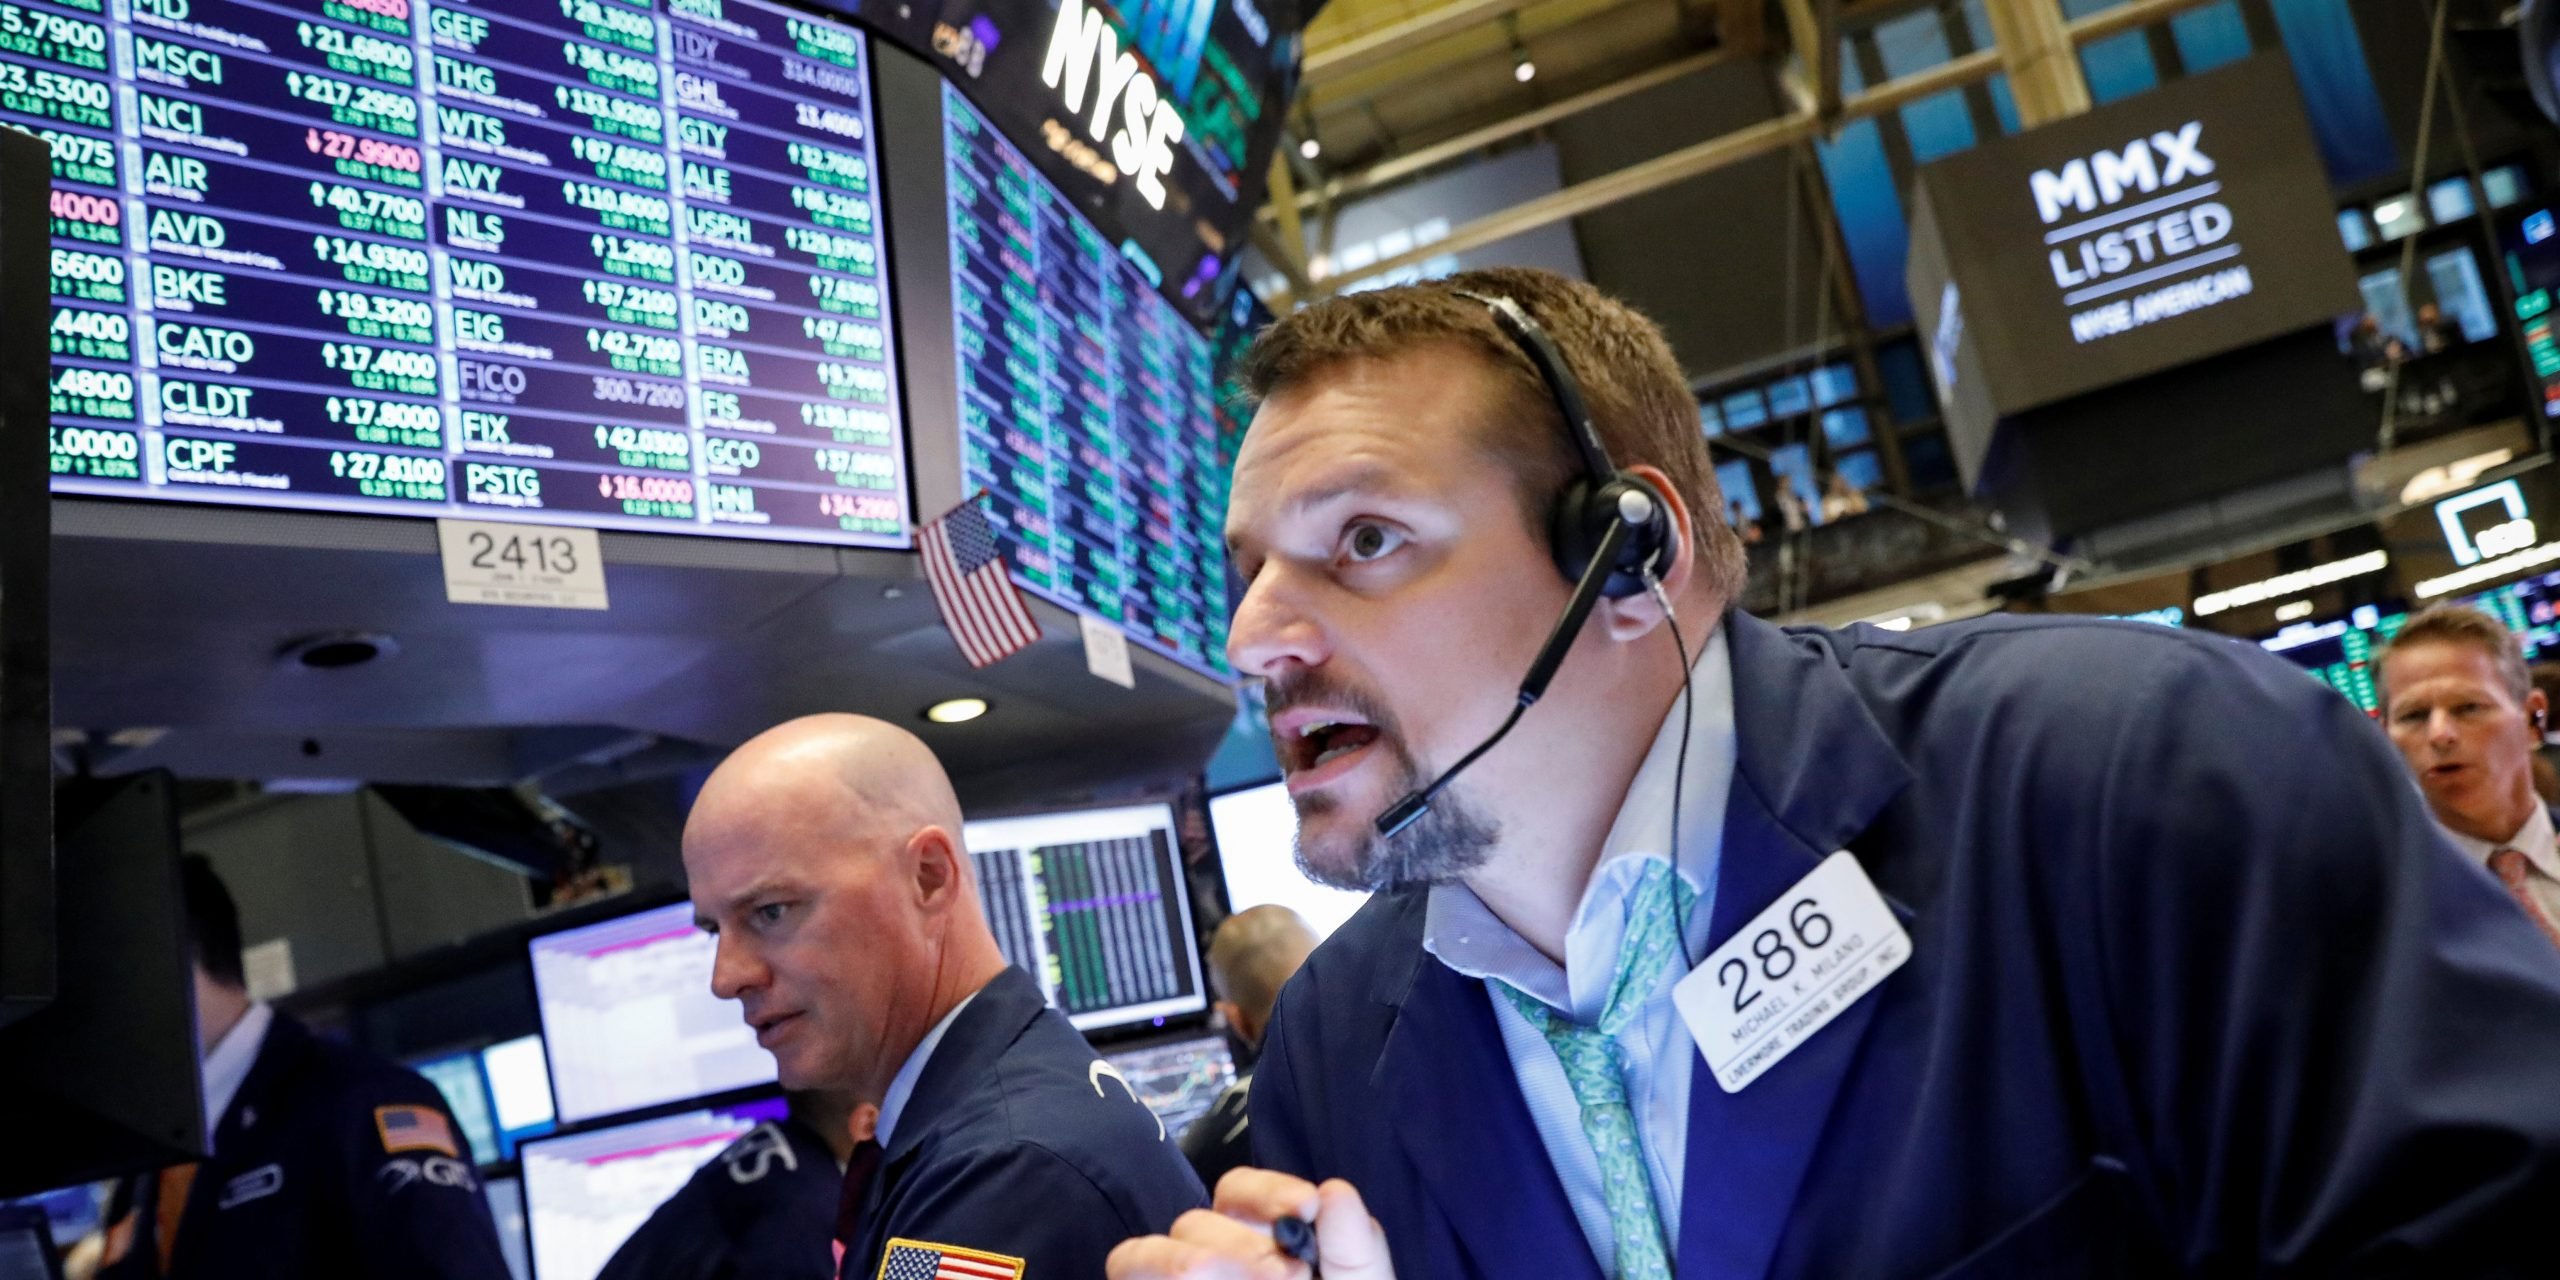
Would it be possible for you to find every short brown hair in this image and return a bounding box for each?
[1240,268,1748,603]
[2377,604,2531,704]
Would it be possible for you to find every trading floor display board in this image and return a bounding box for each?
[24,0,910,543]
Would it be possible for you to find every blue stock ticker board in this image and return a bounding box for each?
[943,80,1232,677]
[24,0,910,544]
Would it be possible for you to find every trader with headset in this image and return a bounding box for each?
[1107,267,2560,1280]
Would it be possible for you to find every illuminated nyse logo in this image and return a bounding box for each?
[2436,480,2538,566]
[2030,121,2252,345]
[1043,0,1188,210]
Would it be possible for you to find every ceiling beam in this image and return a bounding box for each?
[1265,47,1732,225]
[1302,0,1551,87]
[1292,0,2223,300]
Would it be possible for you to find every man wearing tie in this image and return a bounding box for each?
[2379,604,2560,947]
[1106,269,2560,1280]
[683,714,1203,1280]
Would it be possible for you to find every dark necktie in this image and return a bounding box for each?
[832,1138,884,1279]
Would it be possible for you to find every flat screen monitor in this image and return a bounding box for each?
[964,802,1208,1031]
[484,1175,530,1280]
[942,80,1236,679]
[1208,782,1369,942]
[24,0,910,545]
[529,903,774,1125]
[520,1095,786,1280]
[2259,607,2405,716]
[1100,1032,1235,1141]
[409,1051,502,1166]
[481,1033,560,1154]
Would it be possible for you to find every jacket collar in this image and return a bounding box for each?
[879,967,1047,1166]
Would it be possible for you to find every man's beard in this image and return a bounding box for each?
[1291,730,1499,891]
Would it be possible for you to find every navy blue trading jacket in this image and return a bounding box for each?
[836,967,1206,1278]
[1249,609,2560,1279]
[98,1011,512,1280]
[596,1114,841,1280]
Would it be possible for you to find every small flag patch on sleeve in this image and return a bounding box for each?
[876,1238,1026,1280]
[374,1105,460,1158]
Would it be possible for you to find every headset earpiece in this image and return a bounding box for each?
[1550,472,1675,600]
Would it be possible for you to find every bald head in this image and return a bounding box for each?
[1207,906,1318,1046]
[684,714,1003,1096]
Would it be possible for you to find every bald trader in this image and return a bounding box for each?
[684,714,1207,1280]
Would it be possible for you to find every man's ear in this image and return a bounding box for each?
[908,825,964,907]
[1595,463,1694,643]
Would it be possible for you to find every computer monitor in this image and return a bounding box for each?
[527,904,775,1125]
[964,803,1208,1031]
[408,1052,502,1166]
[1100,1033,1237,1141]
[1208,782,1370,942]
[484,1175,530,1280]
[481,1035,560,1157]
[0,773,205,1198]
[0,1204,63,1280]
[519,1096,788,1280]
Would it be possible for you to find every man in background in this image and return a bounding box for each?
[2379,604,2560,946]
[96,857,511,1280]
[595,1090,857,1280]
[683,714,1203,1279]
[1179,906,1317,1186]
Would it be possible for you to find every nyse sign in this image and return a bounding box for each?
[1041,0,1188,209]
[2032,120,2257,345]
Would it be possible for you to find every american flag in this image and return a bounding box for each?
[919,498,1040,668]
[373,1105,458,1158]
[879,1240,1024,1280]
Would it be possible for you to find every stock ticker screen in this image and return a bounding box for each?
[24,0,910,543]
[963,801,1208,1033]
[943,80,1234,678]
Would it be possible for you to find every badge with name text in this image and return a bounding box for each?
[1675,851,1910,1093]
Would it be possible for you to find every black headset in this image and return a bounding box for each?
[1373,293,1684,837]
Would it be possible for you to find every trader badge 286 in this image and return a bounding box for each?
[2033,121,2256,346]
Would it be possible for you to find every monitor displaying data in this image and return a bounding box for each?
[485,1175,531,1280]
[965,802,1207,1031]
[528,902,773,1125]
[409,1050,502,1165]
[25,0,909,544]
[481,1033,560,1154]
[943,80,1234,679]
[1208,781,1368,942]
[520,1095,784,1280]
[1101,1032,1233,1140]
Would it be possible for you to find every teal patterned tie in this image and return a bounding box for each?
[1497,858,1695,1280]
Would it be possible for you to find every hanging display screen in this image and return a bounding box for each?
[27,0,910,544]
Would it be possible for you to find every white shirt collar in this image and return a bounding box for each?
[202,1000,274,1139]
[2440,802,2560,881]
[1423,625,1737,1021]
[876,989,979,1148]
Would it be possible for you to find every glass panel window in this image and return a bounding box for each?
[1822,406,1873,448]
[2428,176,2477,225]
[2486,164,2530,209]
[1811,363,1858,407]
[2337,209,2374,253]
[1722,390,1769,431]
[1767,375,1812,418]
[2423,248,2498,343]
[1835,450,1884,494]
[1716,459,1762,522]
[1768,443,1825,526]
[1699,401,1724,437]
[2373,193,2423,241]
[2170,1,2252,73]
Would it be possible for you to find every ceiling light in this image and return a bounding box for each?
[1513,54,1536,82]
[1299,137,1320,160]
[924,697,989,724]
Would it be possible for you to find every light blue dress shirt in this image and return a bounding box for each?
[877,988,980,1148]
[1422,626,1734,1277]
